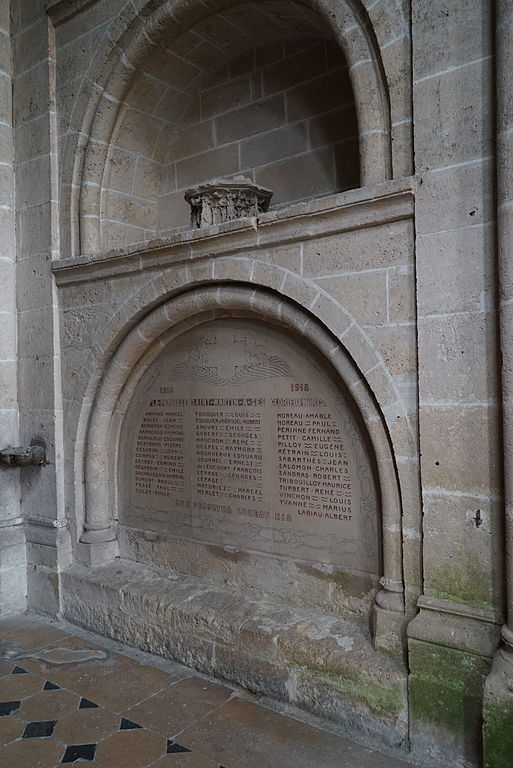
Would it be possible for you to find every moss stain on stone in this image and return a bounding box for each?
[409,641,490,733]
[427,556,493,608]
[290,652,405,720]
[483,699,513,768]
[296,564,376,597]
[330,569,376,596]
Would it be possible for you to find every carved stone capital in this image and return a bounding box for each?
[185,176,272,228]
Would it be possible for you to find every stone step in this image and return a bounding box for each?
[62,559,408,752]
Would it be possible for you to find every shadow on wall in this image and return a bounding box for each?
[158,38,360,233]
[102,5,360,249]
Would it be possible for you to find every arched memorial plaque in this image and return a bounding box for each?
[119,319,380,575]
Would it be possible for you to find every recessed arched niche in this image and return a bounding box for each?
[100,1,360,250]
[117,315,381,610]
[156,37,359,233]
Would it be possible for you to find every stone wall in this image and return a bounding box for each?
[12,0,71,616]
[407,3,500,764]
[59,20,361,249]
[55,0,409,258]
[0,1,25,617]
[53,181,418,750]
[482,2,513,765]
[157,39,359,233]
[4,1,511,767]
[55,187,416,585]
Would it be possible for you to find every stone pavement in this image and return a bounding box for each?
[0,615,413,768]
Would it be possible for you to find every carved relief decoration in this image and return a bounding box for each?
[184,176,273,228]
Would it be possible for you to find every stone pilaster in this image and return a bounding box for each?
[409,1,500,765]
[482,2,513,765]
[13,0,70,614]
[0,0,26,618]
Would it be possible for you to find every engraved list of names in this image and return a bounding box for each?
[122,319,378,572]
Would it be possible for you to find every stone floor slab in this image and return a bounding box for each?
[94,727,166,767]
[0,614,417,768]
[0,617,71,650]
[151,754,221,767]
[126,676,234,736]
[0,661,13,678]
[0,671,44,700]
[18,688,80,721]
[52,706,121,745]
[0,737,65,768]
[0,715,24,746]
[178,696,361,768]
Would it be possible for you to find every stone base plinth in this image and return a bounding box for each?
[407,597,500,768]
[61,559,408,754]
[0,523,26,618]
[483,648,513,768]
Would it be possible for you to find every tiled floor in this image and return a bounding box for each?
[0,614,413,767]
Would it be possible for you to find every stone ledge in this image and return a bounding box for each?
[53,179,415,286]
[61,558,408,751]
[47,0,100,25]
[408,596,501,658]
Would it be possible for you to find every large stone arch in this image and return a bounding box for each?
[66,0,398,257]
[75,283,407,634]
[70,257,415,479]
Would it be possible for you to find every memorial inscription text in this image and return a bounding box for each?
[121,319,379,572]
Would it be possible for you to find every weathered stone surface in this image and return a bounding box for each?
[1,1,507,766]
[0,3,25,619]
[184,177,272,228]
[61,560,408,750]
[119,317,380,574]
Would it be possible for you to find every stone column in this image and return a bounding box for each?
[407,1,501,765]
[0,0,26,617]
[12,1,71,613]
[482,3,513,765]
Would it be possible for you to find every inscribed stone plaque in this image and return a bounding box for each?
[120,319,379,573]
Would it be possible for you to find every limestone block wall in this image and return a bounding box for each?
[51,0,411,258]
[407,2,501,765]
[83,31,360,250]
[0,0,25,617]
[54,186,418,607]
[11,0,71,615]
[157,39,359,233]
[482,3,513,766]
[4,0,510,766]
[13,0,418,757]
[98,36,359,246]
[54,183,418,751]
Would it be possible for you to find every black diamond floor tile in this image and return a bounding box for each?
[120,717,142,730]
[61,743,97,763]
[0,700,20,716]
[11,665,27,674]
[23,720,57,738]
[79,697,99,709]
[167,740,191,754]
[43,680,61,691]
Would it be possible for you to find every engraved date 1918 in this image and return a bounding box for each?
[290,382,309,392]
